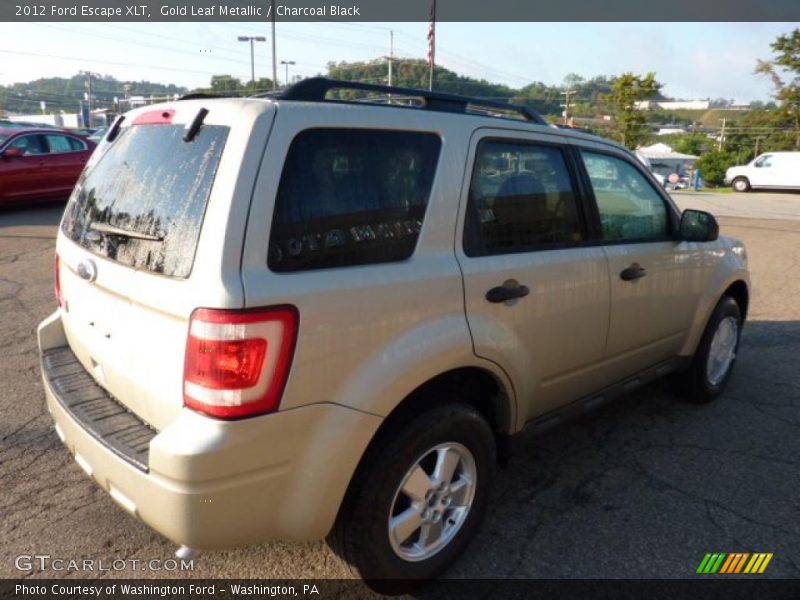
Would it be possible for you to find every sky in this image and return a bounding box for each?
[0,22,797,102]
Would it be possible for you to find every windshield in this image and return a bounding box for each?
[61,123,228,278]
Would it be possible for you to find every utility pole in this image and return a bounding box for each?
[271,0,277,90]
[718,118,727,151]
[754,135,763,157]
[560,89,575,126]
[383,30,397,103]
[83,71,93,128]
[387,30,394,86]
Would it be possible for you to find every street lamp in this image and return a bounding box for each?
[281,60,296,87]
[237,35,267,85]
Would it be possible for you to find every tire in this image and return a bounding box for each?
[732,177,750,192]
[328,402,496,593]
[672,296,742,403]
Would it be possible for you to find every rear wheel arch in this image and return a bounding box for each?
[336,367,513,521]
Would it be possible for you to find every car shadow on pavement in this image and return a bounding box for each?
[0,202,64,233]
[420,319,800,584]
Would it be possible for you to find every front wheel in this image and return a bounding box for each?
[672,296,742,403]
[732,177,750,192]
[328,403,496,592]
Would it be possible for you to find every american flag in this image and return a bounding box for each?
[427,0,436,68]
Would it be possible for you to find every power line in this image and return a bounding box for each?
[0,49,226,77]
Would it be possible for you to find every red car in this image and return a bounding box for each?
[0,127,96,206]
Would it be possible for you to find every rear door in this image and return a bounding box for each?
[56,102,273,430]
[43,133,90,196]
[576,146,704,379]
[457,129,611,421]
[0,133,54,201]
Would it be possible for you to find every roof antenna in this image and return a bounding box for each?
[105,115,125,142]
[183,108,209,142]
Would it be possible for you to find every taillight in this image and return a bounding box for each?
[55,254,64,308]
[183,306,298,419]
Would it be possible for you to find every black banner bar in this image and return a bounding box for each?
[2,0,800,22]
[3,579,800,600]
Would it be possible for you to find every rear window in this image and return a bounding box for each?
[268,128,441,272]
[61,123,228,278]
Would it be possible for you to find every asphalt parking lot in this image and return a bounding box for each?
[1,192,799,585]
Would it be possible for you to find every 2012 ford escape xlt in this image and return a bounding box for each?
[38,78,750,590]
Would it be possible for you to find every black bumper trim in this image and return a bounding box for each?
[41,346,157,472]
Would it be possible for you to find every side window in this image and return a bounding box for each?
[580,151,670,242]
[464,140,583,257]
[8,134,47,156]
[45,135,77,154]
[68,136,87,151]
[268,128,441,272]
[754,155,772,168]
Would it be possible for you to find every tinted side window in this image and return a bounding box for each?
[9,134,46,156]
[581,151,669,241]
[268,129,441,272]
[68,136,87,151]
[46,135,75,153]
[464,140,583,257]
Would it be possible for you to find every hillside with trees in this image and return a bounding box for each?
[0,74,186,115]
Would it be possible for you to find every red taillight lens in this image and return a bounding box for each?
[185,338,267,389]
[183,306,298,419]
[55,254,64,308]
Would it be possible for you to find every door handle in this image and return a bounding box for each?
[486,280,530,303]
[620,263,647,281]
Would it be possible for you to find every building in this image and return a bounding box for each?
[636,100,711,111]
[637,142,698,177]
[657,127,688,136]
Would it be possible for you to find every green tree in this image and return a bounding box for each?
[661,132,710,156]
[694,150,738,187]
[603,72,662,149]
[756,28,800,148]
[210,75,243,93]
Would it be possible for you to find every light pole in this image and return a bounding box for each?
[238,35,267,85]
[281,60,296,87]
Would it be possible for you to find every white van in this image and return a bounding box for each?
[725,151,800,192]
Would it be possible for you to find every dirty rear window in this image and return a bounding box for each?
[61,123,228,278]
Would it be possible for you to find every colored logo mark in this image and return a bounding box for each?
[696,553,773,574]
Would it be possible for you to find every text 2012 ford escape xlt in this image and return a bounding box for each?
[38,78,750,589]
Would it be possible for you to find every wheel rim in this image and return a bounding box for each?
[706,316,739,386]
[734,179,747,191]
[388,442,477,562]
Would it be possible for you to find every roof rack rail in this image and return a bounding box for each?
[253,77,546,124]
[179,92,238,100]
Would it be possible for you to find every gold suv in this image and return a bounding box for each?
[38,78,749,590]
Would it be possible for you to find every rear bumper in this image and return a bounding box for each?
[38,311,382,549]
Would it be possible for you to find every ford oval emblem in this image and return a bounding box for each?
[76,259,97,282]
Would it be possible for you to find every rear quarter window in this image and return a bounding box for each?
[268,128,441,272]
[61,123,228,278]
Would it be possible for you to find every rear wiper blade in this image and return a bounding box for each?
[89,222,164,241]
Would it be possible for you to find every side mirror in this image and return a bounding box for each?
[1,147,23,159]
[679,209,719,242]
